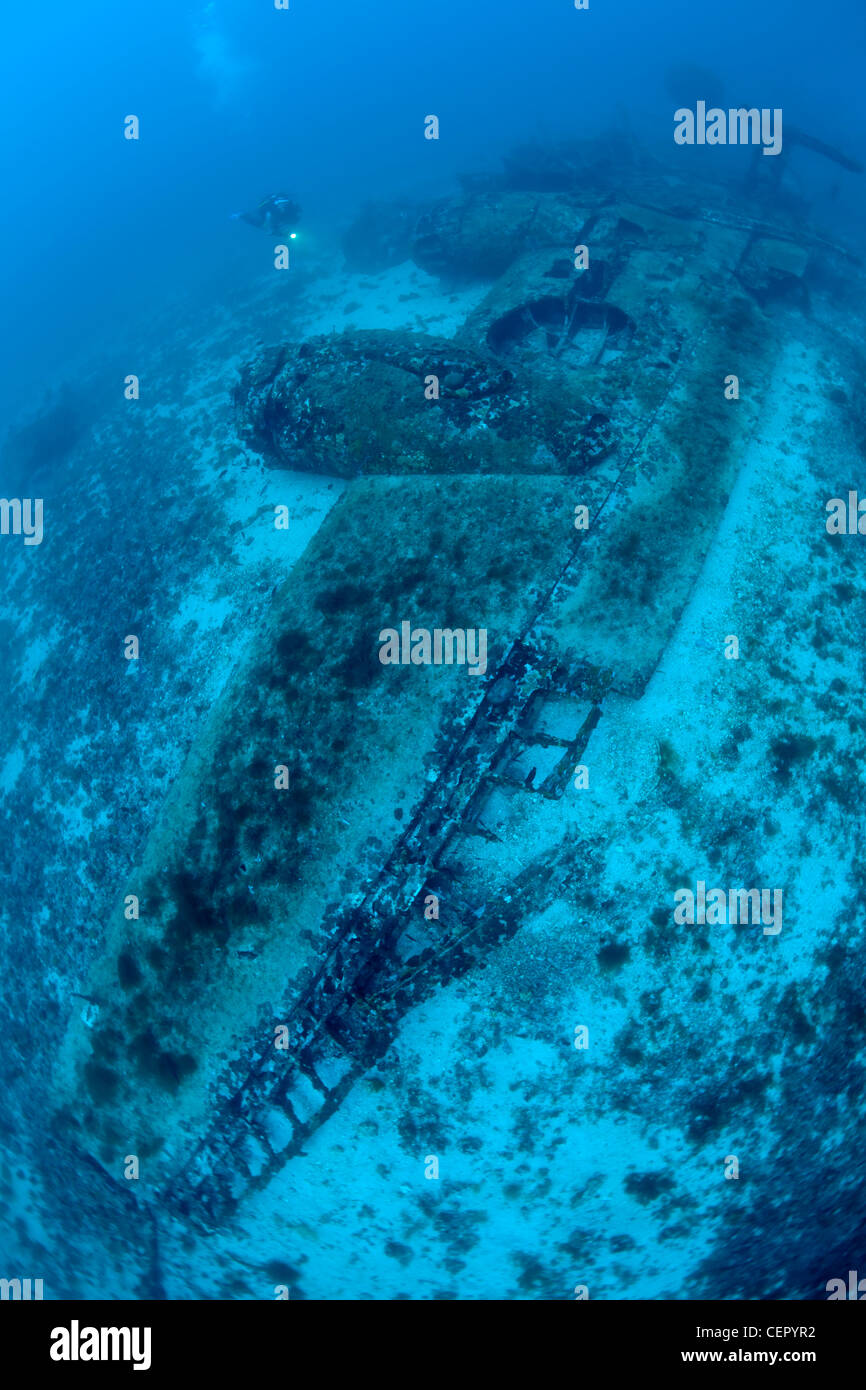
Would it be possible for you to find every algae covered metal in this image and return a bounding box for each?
[48,147,866,1299]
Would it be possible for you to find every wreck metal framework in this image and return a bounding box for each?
[162,303,703,1228]
[164,640,604,1226]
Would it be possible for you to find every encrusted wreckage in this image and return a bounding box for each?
[50,140,866,1294]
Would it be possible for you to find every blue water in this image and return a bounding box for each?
[1,0,865,1303]
[1,0,864,418]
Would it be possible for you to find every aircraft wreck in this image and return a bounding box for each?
[44,139,866,1299]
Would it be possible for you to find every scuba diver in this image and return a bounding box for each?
[230,193,301,239]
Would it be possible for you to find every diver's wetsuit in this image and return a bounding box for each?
[236,194,301,237]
